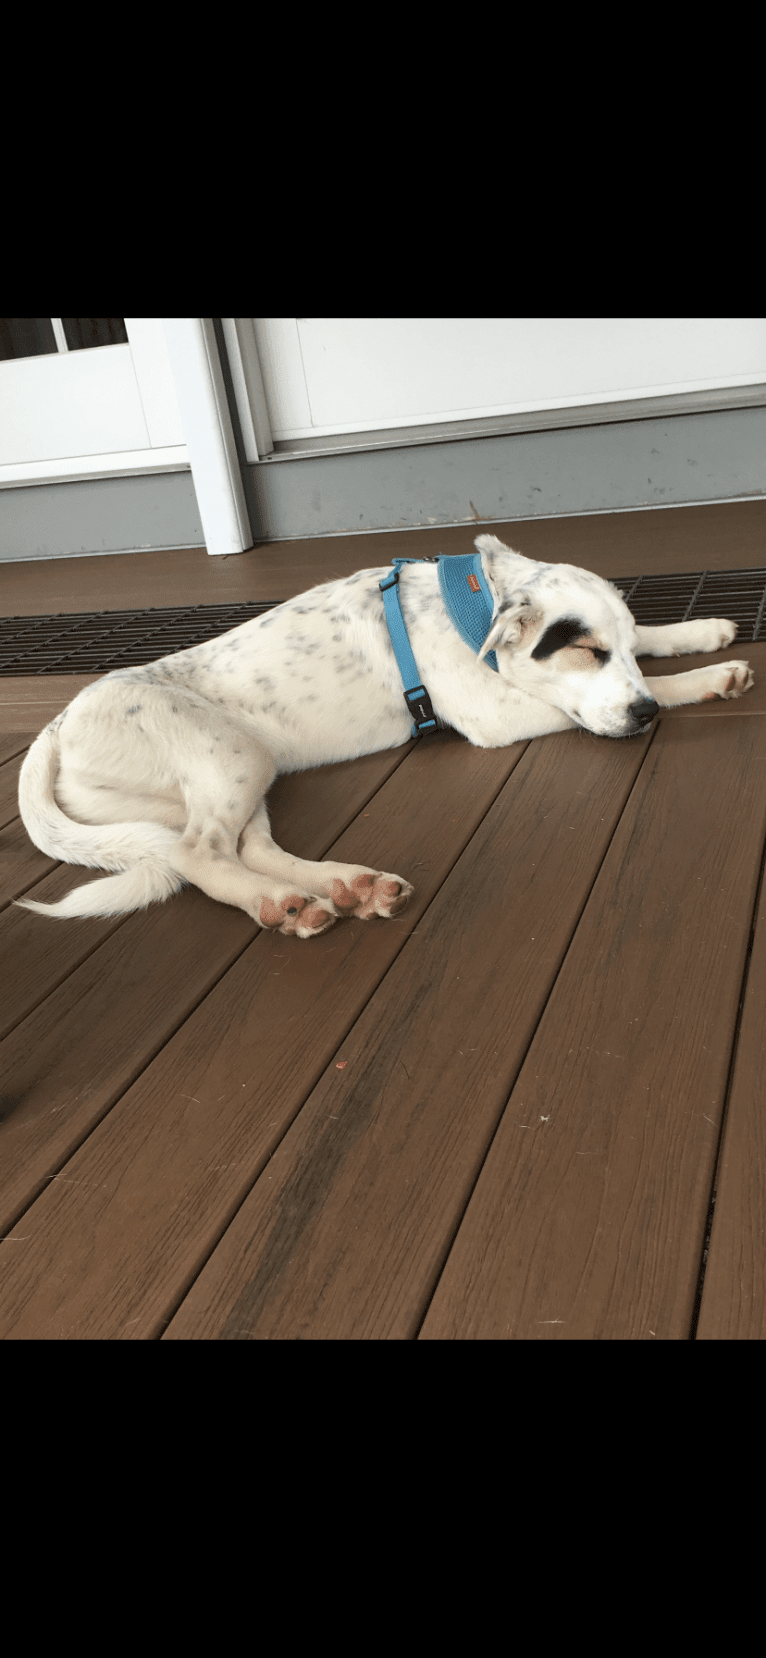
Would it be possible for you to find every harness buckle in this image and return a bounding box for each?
[404,684,437,734]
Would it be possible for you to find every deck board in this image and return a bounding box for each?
[0,733,525,1337]
[0,817,57,902]
[0,739,413,1037]
[162,729,653,1340]
[0,743,417,1233]
[3,500,766,1338]
[0,733,32,766]
[3,500,766,617]
[420,717,766,1339]
[695,859,766,1340]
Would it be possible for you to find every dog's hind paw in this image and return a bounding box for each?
[329,871,414,920]
[257,892,338,937]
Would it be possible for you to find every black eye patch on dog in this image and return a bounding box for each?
[531,617,589,660]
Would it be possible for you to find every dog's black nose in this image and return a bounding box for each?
[628,695,659,727]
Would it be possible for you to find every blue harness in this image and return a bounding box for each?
[379,553,499,737]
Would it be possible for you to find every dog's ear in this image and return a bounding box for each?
[474,533,514,560]
[477,595,538,660]
[474,534,539,658]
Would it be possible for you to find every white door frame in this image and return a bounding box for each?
[0,318,254,559]
[162,318,252,558]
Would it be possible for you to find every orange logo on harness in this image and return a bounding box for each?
[467,573,481,593]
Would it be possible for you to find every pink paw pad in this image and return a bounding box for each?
[257,894,336,937]
[380,881,410,916]
[300,904,336,933]
[330,874,375,911]
[330,872,412,920]
[258,893,307,929]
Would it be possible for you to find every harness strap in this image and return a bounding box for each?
[379,562,438,736]
[379,553,499,738]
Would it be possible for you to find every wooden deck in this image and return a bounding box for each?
[2,503,766,1339]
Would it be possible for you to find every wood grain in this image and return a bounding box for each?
[0,733,524,1336]
[162,730,652,1339]
[0,741,417,1236]
[696,855,766,1338]
[3,504,766,1339]
[2,501,766,616]
[420,716,766,1339]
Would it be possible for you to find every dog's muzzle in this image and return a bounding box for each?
[628,694,659,734]
[580,694,660,739]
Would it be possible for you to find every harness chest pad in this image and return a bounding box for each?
[437,553,499,673]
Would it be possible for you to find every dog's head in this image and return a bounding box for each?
[474,534,658,739]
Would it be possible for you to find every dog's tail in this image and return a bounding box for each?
[16,723,185,920]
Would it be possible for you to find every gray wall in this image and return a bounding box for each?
[0,471,204,561]
[1,406,764,559]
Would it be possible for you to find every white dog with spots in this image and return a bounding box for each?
[17,534,754,938]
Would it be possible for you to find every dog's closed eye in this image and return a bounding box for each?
[561,643,611,669]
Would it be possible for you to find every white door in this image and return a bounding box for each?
[0,317,187,487]
[253,318,766,447]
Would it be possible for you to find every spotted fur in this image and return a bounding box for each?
[16,533,753,935]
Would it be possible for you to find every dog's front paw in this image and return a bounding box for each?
[703,661,754,700]
[330,871,414,920]
[700,618,738,651]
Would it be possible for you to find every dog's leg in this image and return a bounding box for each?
[239,804,414,921]
[644,661,754,706]
[51,681,339,936]
[634,619,739,657]
[171,826,338,936]
[171,744,340,937]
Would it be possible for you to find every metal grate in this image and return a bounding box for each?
[2,569,766,676]
[0,601,278,675]
[609,568,766,638]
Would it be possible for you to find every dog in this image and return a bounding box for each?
[17,533,754,939]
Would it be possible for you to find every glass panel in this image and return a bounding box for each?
[62,317,128,350]
[0,318,57,361]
